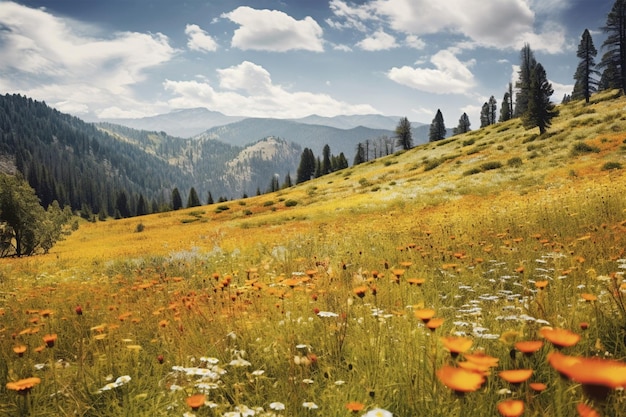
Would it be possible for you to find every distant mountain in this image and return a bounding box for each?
[100,108,245,138]
[290,114,412,130]
[195,118,402,158]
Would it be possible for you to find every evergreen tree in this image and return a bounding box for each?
[171,187,183,210]
[514,44,537,116]
[187,187,200,208]
[296,148,315,184]
[336,152,349,170]
[268,174,280,193]
[115,191,131,218]
[600,0,626,92]
[283,172,293,188]
[499,91,512,122]
[523,63,558,135]
[599,60,622,90]
[429,110,446,142]
[136,194,148,216]
[573,29,600,103]
[453,113,471,135]
[207,191,214,205]
[395,117,413,150]
[314,156,322,178]
[489,95,497,124]
[353,143,366,165]
[480,102,491,128]
[322,144,332,175]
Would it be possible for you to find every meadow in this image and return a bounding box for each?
[1,90,626,416]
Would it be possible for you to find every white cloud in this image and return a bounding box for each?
[387,49,475,94]
[163,61,378,118]
[550,79,574,102]
[334,0,567,53]
[185,24,218,52]
[0,2,176,117]
[357,29,398,51]
[405,35,426,50]
[222,6,324,52]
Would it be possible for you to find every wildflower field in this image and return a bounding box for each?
[2,92,626,416]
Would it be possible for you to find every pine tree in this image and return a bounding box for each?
[136,194,148,216]
[336,152,349,170]
[573,29,600,103]
[514,44,537,116]
[322,144,332,175]
[283,172,293,188]
[429,109,446,142]
[187,187,200,208]
[499,91,512,122]
[599,60,621,90]
[171,188,183,210]
[395,117,413,150]
[296,148,315,184]
[480,102,490,128]
[523,63,558,135]
[353,143,366,165]
[207,191,214,205]
[115,191,130,218]
[453,113,471,135]
[600,0,626,92]
[489,95,497,124]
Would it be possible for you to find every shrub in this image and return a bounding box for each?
[263,201,274,207]
[284,200,298,207]
[570,142,600,156]
[462,138,475,147]
[463,167,482,176]
[601,161,622,171]
[424,159,442,171]
[243,209,253,216]
[215,205,230,213]
[135,223,145,233]
[480,161,503,171]
[507,157,523,168]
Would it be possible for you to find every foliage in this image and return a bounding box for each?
[395,117,413,150]
[600,0,626,92]
[171,188,183,210]
[573,29,600,103]
[296,148,316,184]
[523,63,559,134]
[0,174,71,256]
[429,109,446,142]
[453,113,471,136]
[187,187,201,208]
[514,43,537,117]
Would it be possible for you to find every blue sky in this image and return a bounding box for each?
[0,0,614,125]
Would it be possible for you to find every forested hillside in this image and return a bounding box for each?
[0,94,304,216]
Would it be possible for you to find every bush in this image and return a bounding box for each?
[462,138,475,147]
[263,201,274,207]
[215,205,230,213]
[480,161,503,171]
[135,223,145,233]
[507,157,523,168]
[601,161,622,171]
[244,209,253,216]
[463,167,482,176]
[571,142,600,156]
[285,200,298,207]
[424,159,442,171]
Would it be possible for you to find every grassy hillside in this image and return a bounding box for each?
[1,91,626,417]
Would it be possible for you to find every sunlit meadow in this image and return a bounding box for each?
[2,91,626,416]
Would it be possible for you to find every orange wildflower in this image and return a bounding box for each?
[441,336,473,357]
[499,369,533,384]
[186,393,206,411]
[529,382,547,392]
[426,317,444,331]
[514,340,544,355]
[353,286,368,299]
[6,377,41,394]
[391,269,405,278]
[463,351,500,369]
[534,280,549,289]
[43,333,57,348]
[436,366,485,394]
[497,399,525,417]
[345,402,365,413]
[407,278,426,286]
[13,345,27,357]
[576,403,600,417]
[414,308,436,323]
[580,293,597,302]
[540,327,580,349]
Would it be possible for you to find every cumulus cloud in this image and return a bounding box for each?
[222,6,324,52]
[185,24,218,52]
[164,61,378,118]
[331,0,567,53]
[387,49,476,94]
[0,2,175,117]
[356,29,398,51]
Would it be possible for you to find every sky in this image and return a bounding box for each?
[0,0,615,125]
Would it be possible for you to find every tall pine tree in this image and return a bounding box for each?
[395,117,413,150]
[514,44,537,116]
[600,0,626,92]
[523,63,558,135]
[429,109,446,142]
[453,113,471,135]
[296,148,315,184]
[573,29,600,103]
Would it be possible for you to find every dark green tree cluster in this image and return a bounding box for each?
[296,145,348,184]
[599,0,626,92]
[429,110,446,142]
[0,174,72,257]
[453,113,471,136]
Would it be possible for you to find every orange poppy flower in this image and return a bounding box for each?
[43,334,57,348]
[6,377,41,394]
[391,269,405,278]
[458,360,492,375]
[529,382,547,392]
[576,403,600,417]
[414,308,436,323]
[547,352,626,400]
[580,293,597,302]
[540,327,580,349]
[353,286,368,299]
[463,351,500,368]
[514,340,544,355]
[13,345,27,357]
[186,394,206,410]
[441,336,473,357]
[345,402,365,413]
[436,366,485,394]
[407,278,426,286]
[499,369,533,384]
[497,399,525,417]
[426,317,444,331]
[534,280,549,289]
